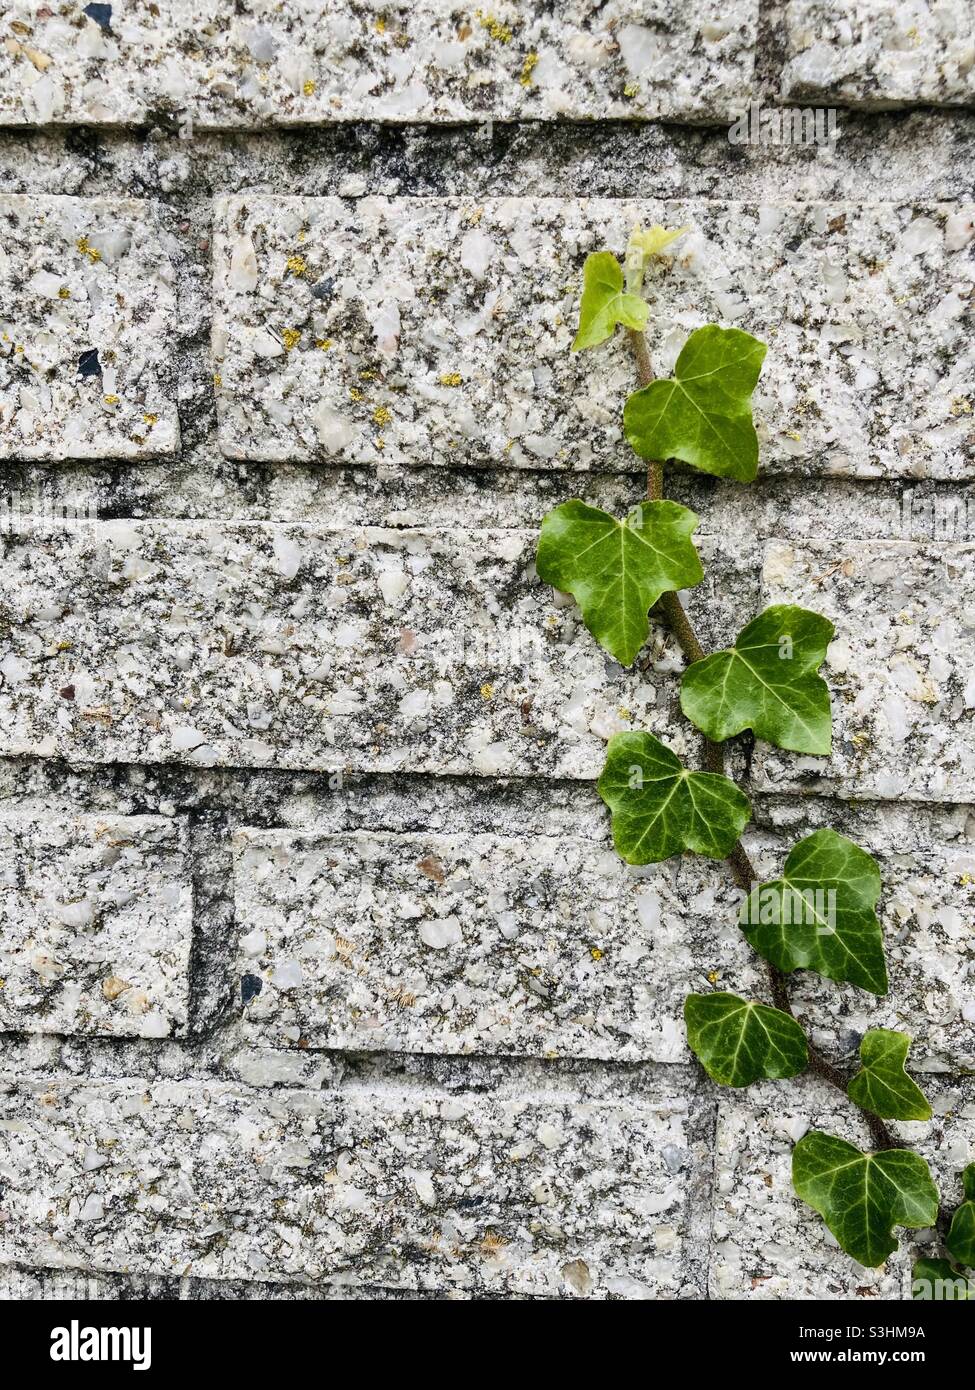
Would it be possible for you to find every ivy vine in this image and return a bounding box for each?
[537,225,972,1300]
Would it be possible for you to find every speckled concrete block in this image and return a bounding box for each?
[711,1077,975,1299]
[753,540,975,800]
[213,196,975,478]
[724,810,975,1072]
[232,829,712,1061]
[0,196,179,460]
[0,1,757,129]
[0,1071,697,1296]
[783,1,975,110]
[227,813,973,1069]
[0,814,191,1039]
[0,520,747,778]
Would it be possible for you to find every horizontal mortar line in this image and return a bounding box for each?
[0,1041,697,1089]
[0,755,973,817]
[2,110,975,142]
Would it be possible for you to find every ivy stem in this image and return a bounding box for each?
[627,328,898,1155]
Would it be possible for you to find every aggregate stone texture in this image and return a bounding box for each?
[753,538,975,801]
[0,520,747,779]
[212,195,975,479]
[782,0,975,110]
[3,65,975,1303]
[0,813,192,1040]
[711,1077,975,1298]
[232,828,718,1061]
[0,1,759,128]
[0,1070,699,1297]
[0,195,180,460]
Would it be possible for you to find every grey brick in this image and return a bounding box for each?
[0,813,192,1040]
[0,1071,697,1296]
[0,196,179,460]
[0,520,746,778]
[213,196,975,479]
[783,1,975,110]
[233,828,710,1061]
[711,1077,975,1298]
[0,2,757,129]
[753,539,975,801]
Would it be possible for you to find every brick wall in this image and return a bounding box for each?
[0,1,973,1301]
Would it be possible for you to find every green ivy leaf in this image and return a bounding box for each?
[947,1166,975,1268]
[623,325,767,482]
[684,991,808,1087]
[536,500,704,666]
[912,1257,972,1299]
[598,732,750,864]
[793,1132,940,1268]
[847,1030,932,1122]
[680,605,834,754]
[572,251,649,352]
[740,829,887,996]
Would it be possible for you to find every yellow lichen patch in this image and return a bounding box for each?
[372,405,392,427]
[479,1232,508,1257]
[281,327,302,350]
[439,371,463,387]
[315,337,334,350]
[374,17,386,33]
[707,969,720,984]
[302,79,316,96]
[213,372,222,387]
[57,286,71,299]
[623,82,639,98]
[103,394,119,405]
[142,412,158,426]
[480,682,494,700]
[349,386,364,401]
[519,51,538,86]
[285,254,307,276]
[951,396,973,416]
[476,9,512,42]
[359,368,377,380]
[76,235,101,264]
[590,947,603,961]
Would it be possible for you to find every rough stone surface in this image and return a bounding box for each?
[233,828,705,1061]
[783,0,975,110]
[0,520,749,779]
[3,60,975,1303]
[712,1077,975,1298]
[0,813,191,1039]
[0,1069,699,1297]
[754,539,975,801]
[213,196,975,478]
[0,2,758,129]
[0,195,179,460]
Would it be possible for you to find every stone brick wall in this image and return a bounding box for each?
[0,1,973,1301]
